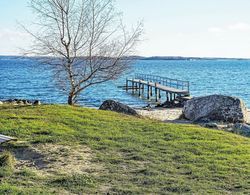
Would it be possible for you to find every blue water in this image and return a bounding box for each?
[0,56,250,107]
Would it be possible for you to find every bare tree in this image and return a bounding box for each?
[24,0,143,105]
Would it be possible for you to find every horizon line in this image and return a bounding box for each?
[0,54,250,60]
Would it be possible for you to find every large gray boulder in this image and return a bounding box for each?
[99,100,138,116]
[183,95,248,123]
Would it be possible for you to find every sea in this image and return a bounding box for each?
[1,56,250,108]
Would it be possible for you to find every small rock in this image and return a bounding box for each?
[11,101,18,105]
[233,123,250,136]
[33,100,41,106]
[203,122,219,129]
[5,99,13,103]
[21,100,27,104]
[23,100,32,105]
[5,99,18,105]
[142,104,152,111]
[17,100,24,105]
[99,100,138,116]
[0,101,3,105]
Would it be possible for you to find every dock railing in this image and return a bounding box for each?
[134,73,190,92]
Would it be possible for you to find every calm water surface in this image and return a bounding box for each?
[0,56,250,107]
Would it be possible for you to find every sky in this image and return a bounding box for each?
[1,0,250,58]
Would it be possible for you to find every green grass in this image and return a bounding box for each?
[0,104,249,194]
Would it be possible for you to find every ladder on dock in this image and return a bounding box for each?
[125,74,190,102]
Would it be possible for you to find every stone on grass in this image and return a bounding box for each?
[233,123,250,137]
[203,122,219,129]
[99,100,138,116]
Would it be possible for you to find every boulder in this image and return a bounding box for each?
[22,100,29,105]
[17,100,24,105]
[4,99,13,104]
[33,100,41,106]
[4,99,18,104]
[232,123,250,137]
[0,101,3,105]
[99,100,138,116]
[183,95,248,123]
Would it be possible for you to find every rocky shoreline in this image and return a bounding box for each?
[136,107,250,135]
[99,96,250,137]
[0,99,41,106]
[137,95,250,137]
[136,107,250,123]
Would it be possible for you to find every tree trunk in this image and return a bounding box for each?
[68,94,74,105]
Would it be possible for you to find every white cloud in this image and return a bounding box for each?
[0,28,30,40]
[208,27,224,33]
[0,28,31,55]
[228,22,250,31]
[208,22,250,34]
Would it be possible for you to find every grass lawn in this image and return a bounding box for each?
[0,104,249,194]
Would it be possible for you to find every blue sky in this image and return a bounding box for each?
[1,0,250,57]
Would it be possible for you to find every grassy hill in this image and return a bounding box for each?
[0,104,249,194]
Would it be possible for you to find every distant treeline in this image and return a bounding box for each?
[0,55,249,61]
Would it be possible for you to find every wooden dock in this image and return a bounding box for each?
[0,134,15,144]
[125,74,190,102]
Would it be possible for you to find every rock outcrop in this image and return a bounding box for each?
[99,100,138,116]
[183,95,248,123]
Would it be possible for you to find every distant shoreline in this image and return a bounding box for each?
[127,56,250,61]
[1,55,250,61]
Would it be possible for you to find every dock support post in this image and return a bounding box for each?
[166,92,169,102]
[155,83,158,102]
[147,82,150,99]
[132,80,135,94]
[139,81,141,97]
[126,79,128,92]
[159,89,161,100]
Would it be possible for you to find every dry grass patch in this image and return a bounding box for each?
[14,143,103,176]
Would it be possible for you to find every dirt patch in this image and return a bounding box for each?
[14,144,103,176]
[136,108,184,121]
